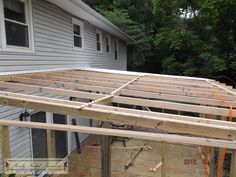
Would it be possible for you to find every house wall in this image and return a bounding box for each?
[0,0,128,72]
[0,0,128,172]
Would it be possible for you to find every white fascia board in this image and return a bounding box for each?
[46,0,133,42]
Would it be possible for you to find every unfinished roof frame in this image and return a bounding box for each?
[0,68,236,176]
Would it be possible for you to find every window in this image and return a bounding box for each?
[72,18,84,49]
[96,30,102,52]
[115,39,119,60]
[31,112,48,158]
[0,0,34,51]
[105,34,110,53]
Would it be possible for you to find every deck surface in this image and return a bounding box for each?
[67,135,205,177]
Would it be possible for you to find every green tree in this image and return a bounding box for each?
[83,0,236,84]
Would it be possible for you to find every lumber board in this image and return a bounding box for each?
[8,76,236,101]
[33,73,227,93]
[207,80,236,96]
[1,84,234,127]
[2,81,235,108]
[0,126,10,160]
[0,120,236,149]
[75,71,215,88]
[0,91,236,140]
[2,82,236,130]
[26,74,230,97]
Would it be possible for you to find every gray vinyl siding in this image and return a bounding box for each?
[0,0,128,172]
[0,0,128,72]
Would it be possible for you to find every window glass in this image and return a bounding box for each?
[73,23,83,48]
[31,112,48,158]
[115,40,118,60]
[96,32,101,51]
[3,0,29,48]
[106,35,110,53]
[5,20,29,47]
[4,0,26,23]
[74,35,82,48]
[73,24,80,36]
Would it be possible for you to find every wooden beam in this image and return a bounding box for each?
[2,82,236,129]
[101,136,111,177]
[64,70,210,85]
[0,91,236,140]
[0,126,10,160]
[0,120,236,149]
[207,80,236,96]
[209,147,215,177]
[2,81,235,108]
[9,77,114,93]
[3,79,236,116]
[31,73,227,94]
[10,76,236,101]
[67,75,144,110]
[217,148,225,177]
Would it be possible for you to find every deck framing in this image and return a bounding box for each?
[0,68,236,176]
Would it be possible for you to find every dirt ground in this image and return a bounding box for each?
[67,135,205,177]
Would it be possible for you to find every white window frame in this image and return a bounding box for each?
[105,34,111,54]
[72,17,84,50]
[0,0,35,53]
[115,39,119,61]
[96,29,102,53]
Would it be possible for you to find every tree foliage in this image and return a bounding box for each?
[82,0,236,83]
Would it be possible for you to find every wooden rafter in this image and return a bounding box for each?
[0,91,236,140]
[0,68,236,149]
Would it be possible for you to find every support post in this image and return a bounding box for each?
[161,142,167,177]
[0,126,10,159]
[47,130,56,158]
[101,136,111,177]
[230,150,236,177]
[0,126,10,174]
[217,148,224,177]
[209,147,215,177]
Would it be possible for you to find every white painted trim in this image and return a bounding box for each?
[0,0,5,50]
[96,29,102,53]
[0,0,35,53]
[72,17,85,50]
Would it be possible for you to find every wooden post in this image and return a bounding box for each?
[0,126,10,159]
[101,136,111,177]
[230,150,236,177]
[161,142,167,177]
[217,148,224,177]
[209,147,215,177]
[47,130,56,158]
[0,126,10,175]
